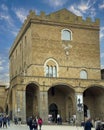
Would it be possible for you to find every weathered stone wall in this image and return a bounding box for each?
[0,85,8,113]
[8,9,104,123]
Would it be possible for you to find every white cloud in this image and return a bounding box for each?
[0,4,13,26]
[99,4,104,9]
[101,53,104,58]
[101,64,104,69]
[0,11,20,36]
[99,1,104,9]
[0,66,3,71]
[0,61,2,66]
[0,13,13,26]
[0,57,5,65]
[0,8,16,31]
[100,27,104,39]
[13,8,28,23]
[68,0,97,18]
[44,0,68,8]
[68,5,83,16]
[1,4,8,11]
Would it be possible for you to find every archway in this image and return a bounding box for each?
[48,84,75,122]
[49,103,58,122]
[26,83,39,118]
[83,86,104,119]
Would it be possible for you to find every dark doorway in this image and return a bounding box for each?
[84,104,88,117]
[26,83,38,118]
[49,103,58,122]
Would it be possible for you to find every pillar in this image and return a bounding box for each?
[13,89,26,123]
[12,87,16,120]
[21,90,26,123]
[75,93,84,125]
[39,91,48,124]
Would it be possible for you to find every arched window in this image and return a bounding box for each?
[44,59,58,77]
[80,70,88,79]
[46,65,49,77]
[49,66,53,77]
[61,29,72,41]
[53,66,57,77]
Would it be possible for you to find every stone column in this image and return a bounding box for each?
[75,93,84,125]
[14,89,26,123]
[21,90,26,123]
[39,91,48,124]
[12,88,16,120]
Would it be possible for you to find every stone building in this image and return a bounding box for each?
[0,83,8,114]
[8,8,104,124]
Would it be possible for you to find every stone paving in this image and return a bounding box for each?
[0,123,95,130]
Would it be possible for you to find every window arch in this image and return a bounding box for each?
[53,66,57,77]
[80,70,88,79]
[44,58,58,77]
[61,29,72,41]
[46,65,49,77]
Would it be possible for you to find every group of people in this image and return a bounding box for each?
[27,116,43,130]
[0,114,10,128]
[81,117,104,130]
[94,118,104,130]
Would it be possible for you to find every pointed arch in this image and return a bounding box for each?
[44,58,59,77]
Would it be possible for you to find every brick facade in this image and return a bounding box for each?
[8,9,104,124]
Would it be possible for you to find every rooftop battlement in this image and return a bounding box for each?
[9,9,100,57]
[25,9,99,26]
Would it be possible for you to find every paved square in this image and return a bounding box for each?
[0,124,95,130]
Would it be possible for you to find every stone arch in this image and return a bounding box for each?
[44,58,59,77]
[83,85,104,119]
[61,29,73,41]
[26,83,39,118]
[25,81,40,90]
[48,82,75,92]
[48,83,75,122]
[80,69,88,79]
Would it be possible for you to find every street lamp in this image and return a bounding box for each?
[77,98,83,112]
[77,93,83,112]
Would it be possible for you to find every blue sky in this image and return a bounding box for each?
[0,0,104,84]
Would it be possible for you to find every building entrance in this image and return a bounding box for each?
[48,85,75,122]
[83,86,104,119]
[49,103,58,122]
[26,83,38,118]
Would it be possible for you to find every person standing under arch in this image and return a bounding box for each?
[84,118,93,130]
[38,117,43,130]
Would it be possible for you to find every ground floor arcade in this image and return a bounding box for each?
[6,77,104,125]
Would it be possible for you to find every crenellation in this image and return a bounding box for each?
[29,10,36,17]
[76,16,83,23]
[86,17,92,23]
[24,9,100,27]
[40,11,46,18]
[48,14,55,20]
[95,18,100,25]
